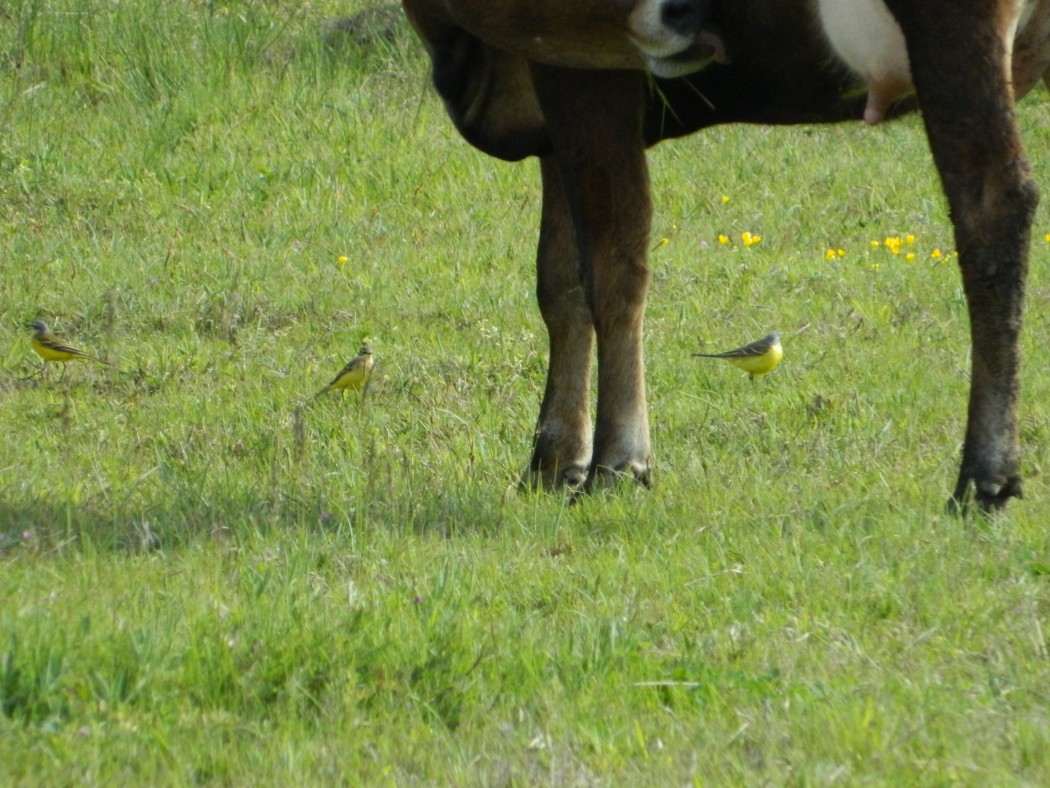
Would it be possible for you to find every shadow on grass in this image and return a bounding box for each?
[0,476,529,557]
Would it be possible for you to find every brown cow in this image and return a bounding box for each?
[401,0,1050,511]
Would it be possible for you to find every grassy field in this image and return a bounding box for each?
[2,0,1050,782]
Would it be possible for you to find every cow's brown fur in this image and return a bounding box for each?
[401,0,1050,510]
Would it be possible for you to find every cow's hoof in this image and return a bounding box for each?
[519,462,589,492]
[577,460,652,495]
[947,474,1023,516]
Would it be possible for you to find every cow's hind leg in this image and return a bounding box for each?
[524,156,595,489]
[888,1,1037,511]
[530,65,652,490]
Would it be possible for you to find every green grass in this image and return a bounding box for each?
[2,0,1050,782]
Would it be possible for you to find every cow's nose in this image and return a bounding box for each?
[661,0,702,35]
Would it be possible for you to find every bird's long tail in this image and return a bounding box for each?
[65,349,107,364]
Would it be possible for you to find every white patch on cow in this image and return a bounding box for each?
[628,0,728,78]
[1003,0,1039,65]
[628,0,695,61]
[815,0,912,124]
[629,0,1035,99]
[817,0,1034,124]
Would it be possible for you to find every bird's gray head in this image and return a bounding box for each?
[358,345,373,356]
[26,319,48,335]
[768,332,781,344]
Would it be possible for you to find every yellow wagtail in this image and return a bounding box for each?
[315,345,375,397]
[26,319,106,369]
[693,332,783,379]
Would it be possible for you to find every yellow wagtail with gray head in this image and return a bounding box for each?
[315,345,375,397]
[27,319,106,372]
[693,332,782,379]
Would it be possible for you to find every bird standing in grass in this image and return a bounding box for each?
[26,319,106,372]
[693,332,783,379]
[315,345,375,397]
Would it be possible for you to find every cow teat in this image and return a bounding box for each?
[816,0,914,124]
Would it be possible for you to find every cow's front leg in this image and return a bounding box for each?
[524,156,595,489]
[531,65,652,490]
[888,2,1037,512]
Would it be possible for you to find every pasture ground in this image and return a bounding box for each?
[2,1,1049,782]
